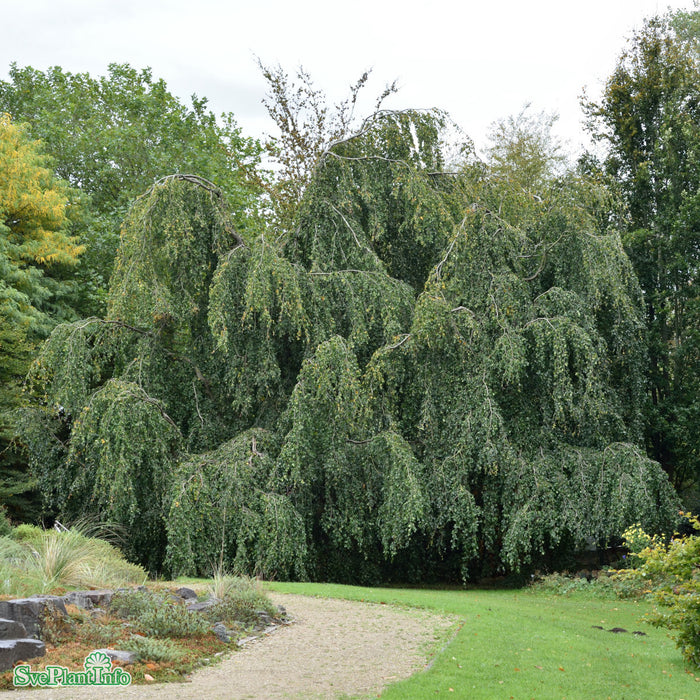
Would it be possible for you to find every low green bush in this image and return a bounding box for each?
[110,589,209,638]
[109,589,156,619]
[138,600,210,638]
[122,635,185,663]
[614,513,700,666]
[532,571,618,599]
[2,523,146,593]
[0,508,11,538]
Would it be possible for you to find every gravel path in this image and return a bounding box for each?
[2,593,457,699]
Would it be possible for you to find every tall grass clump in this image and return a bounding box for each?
[1,523,146,594]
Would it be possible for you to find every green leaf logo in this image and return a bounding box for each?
[84,651,112,672]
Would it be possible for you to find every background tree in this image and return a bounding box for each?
[0,63,263,316]
[0,114,83,521]
[583,13,700,496]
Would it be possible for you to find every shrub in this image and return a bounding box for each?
[620,522,664,568]
[11,523,43,543]
[3,523,147,593]
[0,537,43,595]
[109,589,158,619]
[122,635,185,663]
[531,572,617,599]
[137,600,210,638]
[0,508,11,537]
[110,589,210,638]
[615,513,700,666]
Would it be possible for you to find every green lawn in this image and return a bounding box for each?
[266,581,700,699]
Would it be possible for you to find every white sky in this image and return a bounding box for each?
[2,0,697,156]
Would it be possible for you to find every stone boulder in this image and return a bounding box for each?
[0,618,28,640]
[0,596,66,637]
[174,587,198,601]
[94,648,138,665]
[186,598,220,614]
[0,638,46,672]
[63,590,114,610]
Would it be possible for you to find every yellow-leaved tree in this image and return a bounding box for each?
[0,113,83,520]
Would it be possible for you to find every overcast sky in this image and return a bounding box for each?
[2,0,697,155]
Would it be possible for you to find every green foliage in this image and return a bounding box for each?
[613,513,700,665]
[0,507,11,537]
[0,63,263,316]
[532,572,618,599]
[584,14,700,491]
[166,429,307,580]
[109,589,157,619]
[122,635,184,663]
[110,589,210,638]
[203,579,278,628]
[0,113,85,522]
[18,73,678,583]
[136,599,210,638]
[0,525,145,595]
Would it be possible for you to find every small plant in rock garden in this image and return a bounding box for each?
[122,634,185,663]
[203,575,279,627]
[1,523,146,593]
[138,599,210,637]
[110,588,210,637]
[110,588,159,619]
[208,568,237,600]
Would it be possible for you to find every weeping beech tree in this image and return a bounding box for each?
[20,104,678,580]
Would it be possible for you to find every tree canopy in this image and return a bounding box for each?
[0,113,84,519]
[583,13,700,496]
[0,63,263,316]
[19,94,678,581]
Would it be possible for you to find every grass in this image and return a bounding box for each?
[0,524,146,594]
[3,531,699,698]
[265,581,700,699]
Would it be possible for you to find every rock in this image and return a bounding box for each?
[212,623,230,643]
[236,636,257,647]
[0,618,28,640]
[0,638,46,672]
[276,605,286,616]
[63,592,94,610]
[0,597,67,637]
[174,587,198,601]
[65,590,113,609]
[187,599,219,614]
[94,648,138,665]
[144,673,154,682]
